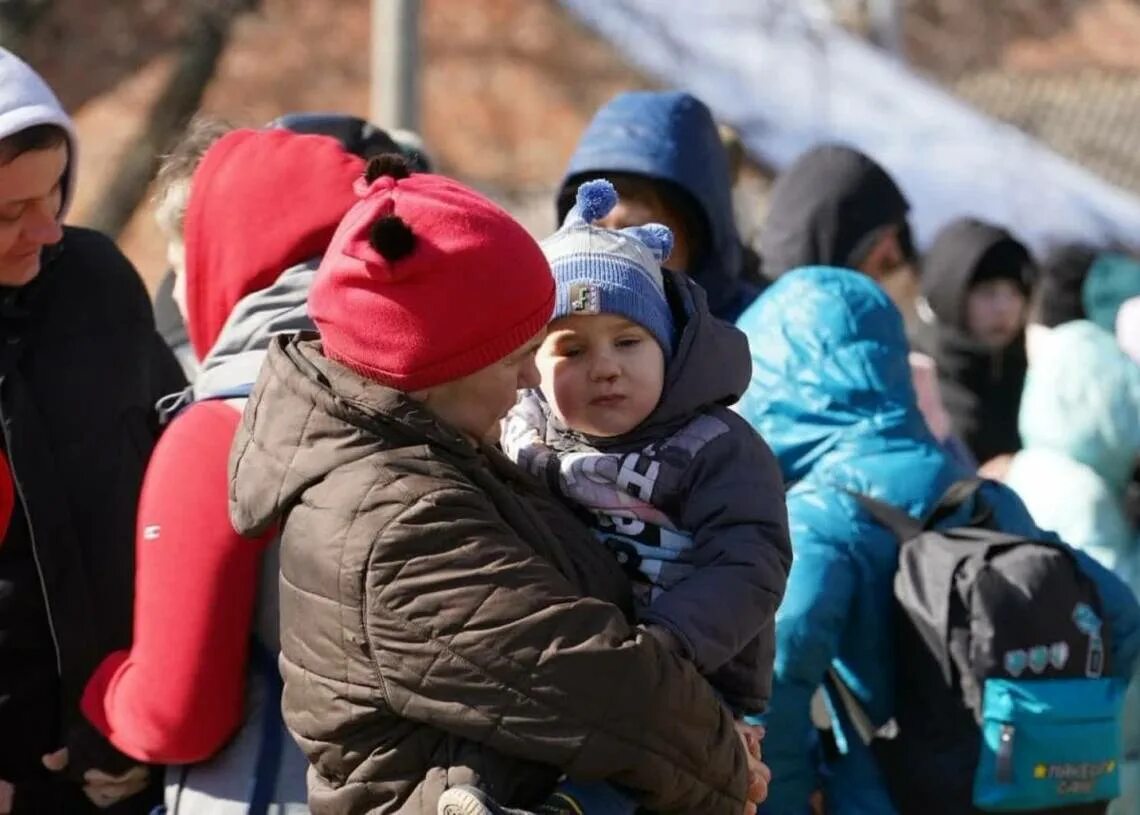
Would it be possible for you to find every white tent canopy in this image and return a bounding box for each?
[563,0,1140,254]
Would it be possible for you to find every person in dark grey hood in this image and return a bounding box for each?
[916,217,1036,466]
[557,90,765,322]
[760,143,919,324]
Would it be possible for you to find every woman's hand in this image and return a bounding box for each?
[42,748,150,809]
[735,721,771,814]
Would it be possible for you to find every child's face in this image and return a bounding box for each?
[966,278,1027,349]
[536,313,665,438]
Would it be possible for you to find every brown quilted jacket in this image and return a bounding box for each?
[228,337,750,814]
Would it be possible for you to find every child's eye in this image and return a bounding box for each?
[559,346,583,358]
[615,337,642,349]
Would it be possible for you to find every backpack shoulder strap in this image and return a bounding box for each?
[921,478,991,530]
[847,491,924,541]
[247,637,284,815]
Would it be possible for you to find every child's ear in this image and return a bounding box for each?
[624,223,674,264]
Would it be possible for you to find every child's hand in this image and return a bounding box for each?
[735,722,769,812]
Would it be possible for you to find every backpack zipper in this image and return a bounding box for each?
[996,723,1016,783]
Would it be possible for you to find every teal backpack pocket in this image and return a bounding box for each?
[974,677,1125,811]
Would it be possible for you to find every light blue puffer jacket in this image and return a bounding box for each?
[1005,320,1140,815]
[1007,320,1140,585]
[735,267,1140,815]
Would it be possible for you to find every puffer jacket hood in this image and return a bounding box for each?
[737,266,930,483]
[1019,320,1140,495]
[228,335,435,536]
[558,91,754,320]
[184,128,364,360]
[0,48,78,219]
[760,144,909,280]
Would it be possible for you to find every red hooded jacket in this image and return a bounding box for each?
[82,129,365,763]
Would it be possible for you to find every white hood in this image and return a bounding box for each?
[0,48,77,219]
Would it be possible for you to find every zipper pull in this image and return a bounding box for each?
[996,724,1016,783]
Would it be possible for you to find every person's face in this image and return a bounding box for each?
[859,225,920,330]
[536,313,665,438]
[596,194,692,273]
[966,278,1027,349]
[167,237,189,324]
[0,144,66,286]
[414,331,545,445]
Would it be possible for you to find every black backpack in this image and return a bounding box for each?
[849,479,1125,814]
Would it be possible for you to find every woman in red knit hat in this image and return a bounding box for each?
[227,155,768,815]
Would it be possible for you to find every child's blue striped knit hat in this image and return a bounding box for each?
[541,180,676,359]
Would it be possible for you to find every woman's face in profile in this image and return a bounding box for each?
[415,331,545,445]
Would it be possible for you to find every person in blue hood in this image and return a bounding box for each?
[734,267,1140,815]
[557,90,764,321]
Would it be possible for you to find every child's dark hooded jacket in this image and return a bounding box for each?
[504,271,791,713]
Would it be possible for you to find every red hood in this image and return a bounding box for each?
[183,128,366,359]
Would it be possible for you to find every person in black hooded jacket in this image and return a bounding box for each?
[0,49,184,814]
[915,217,1037,466]
[759,143,919,325]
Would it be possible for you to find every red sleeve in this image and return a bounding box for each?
[81,401,272,764]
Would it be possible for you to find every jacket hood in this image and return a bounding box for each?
[638,271,750,435]
[558,91,744,318]
[760,144,909,279]
[230,336,476,536]
[0,49,78,219]
[921,217,1034,332]
[1019,320,1140,494]
[917,217,1032,462]
[184,128,365,360]
[1081,252,1140,334]
[193,258,319,398]
[736,266,929,483]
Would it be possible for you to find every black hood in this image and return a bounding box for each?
[761,144,910,278]
[919,218,1035,464]
[921,217,1035,332]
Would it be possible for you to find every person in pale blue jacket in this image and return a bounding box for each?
[1007,320,1140,581]
[734,267,1140,815]
[1004,319,1140,815]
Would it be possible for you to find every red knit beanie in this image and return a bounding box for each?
[309,157,554,391]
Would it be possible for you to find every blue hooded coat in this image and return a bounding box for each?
[558,90,762,321]
[735,267,1140,815]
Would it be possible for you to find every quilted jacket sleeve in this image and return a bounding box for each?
[362,484,751,815]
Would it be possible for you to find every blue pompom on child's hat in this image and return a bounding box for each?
[575,178,619,224]
[542,180,677,358]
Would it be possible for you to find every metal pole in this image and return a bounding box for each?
[867,0,904,60]
[371,0,421,131]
